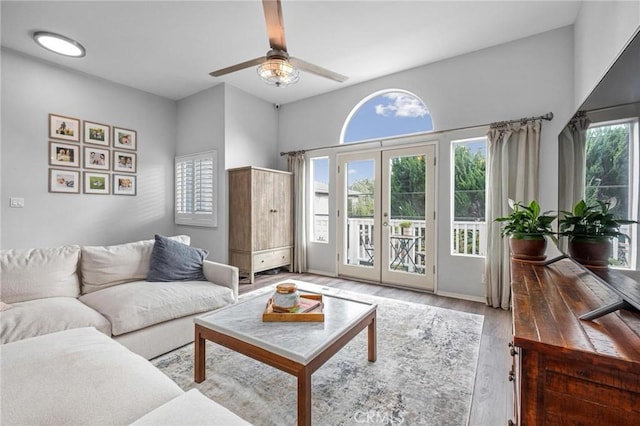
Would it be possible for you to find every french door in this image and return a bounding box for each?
[337,145,436,290]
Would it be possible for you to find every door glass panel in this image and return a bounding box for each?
[345,159,375,268]
[387,154,426,276]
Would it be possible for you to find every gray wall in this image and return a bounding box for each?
[174,83,278,262]
[573,1,640,110]
[277,27,575,300]
[225,84,279,170]
[1,48,177,249]
[174,84,226,261]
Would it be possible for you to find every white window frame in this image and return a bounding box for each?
[450,137,488,257]
[585,118,638,270]
[175,150,217,227]
[309,156,330,243]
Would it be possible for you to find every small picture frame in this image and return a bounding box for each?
[113,127,137,150]
[84,147,110,170]
[113,150,137,173]
[113,174,137,196]
[49,114,80,142]
[83,172,110,195]
[49,168,80,193]
[49,141,80,168]
[84,121,110,146]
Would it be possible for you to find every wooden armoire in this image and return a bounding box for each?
[228,166,293,283]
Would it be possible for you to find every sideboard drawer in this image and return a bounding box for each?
[253,248,291,271]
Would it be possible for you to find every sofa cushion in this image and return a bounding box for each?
[146,234,208,282]
[79,280,234,335]
[81,235,190,294]
[0,245,81,303]
[0,327,183,426]
[0,297,111,344]
[130,389,251,426]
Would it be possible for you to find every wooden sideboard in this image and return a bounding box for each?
[510,258,640,425]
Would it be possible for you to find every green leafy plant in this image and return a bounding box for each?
[558,198,636,240]
[495,199,556,239]
[399,221,412,229]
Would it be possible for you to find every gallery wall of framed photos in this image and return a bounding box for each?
[48,113,137,196]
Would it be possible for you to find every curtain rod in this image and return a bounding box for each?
[280,111,553,156]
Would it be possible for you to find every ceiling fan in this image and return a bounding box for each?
[209,0,348,87]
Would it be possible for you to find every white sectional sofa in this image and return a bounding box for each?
[0,235,239,359]
[0,327,250,425]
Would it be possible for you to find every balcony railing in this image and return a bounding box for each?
[314,216,634,269]
[343,218,487,269]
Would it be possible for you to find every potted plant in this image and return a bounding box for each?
[558,198,636,268]
[495,199,556,261]
[399,221,413,236]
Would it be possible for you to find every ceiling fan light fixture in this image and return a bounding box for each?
[33,31,85,58]
[257,58,299,87]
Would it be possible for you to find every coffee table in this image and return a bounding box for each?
[194,281,377,426]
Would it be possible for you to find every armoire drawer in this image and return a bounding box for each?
[254,248,291,271]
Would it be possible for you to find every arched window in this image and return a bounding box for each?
[341,90,433,144]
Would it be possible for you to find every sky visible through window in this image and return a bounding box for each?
[313,91,434,185]
[344,92,433,143]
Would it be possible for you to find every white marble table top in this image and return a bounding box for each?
[195,280,377,364]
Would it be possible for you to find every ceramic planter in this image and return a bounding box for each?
[509,234,547,261]
[568,236,612,268]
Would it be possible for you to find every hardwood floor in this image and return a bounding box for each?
[241,271,513,426]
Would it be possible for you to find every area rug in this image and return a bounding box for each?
[152,286,484,425]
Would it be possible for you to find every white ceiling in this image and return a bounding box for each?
[1,1,582,105]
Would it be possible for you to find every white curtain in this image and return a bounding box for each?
[558,112,591,251]
[287,152,307,273]
[485,121,541,309]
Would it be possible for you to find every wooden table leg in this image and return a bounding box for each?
[368,312,377,362]
[194,326,206,383]
[297,367,312,426]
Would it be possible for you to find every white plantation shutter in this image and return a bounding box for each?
[175,151,217,227]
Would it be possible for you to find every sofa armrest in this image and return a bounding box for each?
[202,260,239,302]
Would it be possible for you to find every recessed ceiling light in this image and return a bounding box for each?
[33,31,85,58]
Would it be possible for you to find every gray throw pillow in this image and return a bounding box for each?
[146,234,208,282]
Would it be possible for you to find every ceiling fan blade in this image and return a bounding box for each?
[209,56,266,77]
[289,57,349,83]
[262,0,287,52]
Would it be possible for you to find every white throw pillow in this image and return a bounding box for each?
[0,246,81,304]
[80,235,190,294]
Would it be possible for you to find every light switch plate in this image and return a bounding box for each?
[10,197,24,208]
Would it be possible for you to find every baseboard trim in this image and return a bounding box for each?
[436,291,486,304]
[306,269,337,277]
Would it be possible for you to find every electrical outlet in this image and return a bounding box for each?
[10,197,24,208]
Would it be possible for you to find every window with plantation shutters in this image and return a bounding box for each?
[175,151,217,227]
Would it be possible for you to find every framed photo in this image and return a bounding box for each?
[113,127,137,150]
[49,168,80,193]
[84,147,110,170]
[49,141,80,168]
[113,150,137,173]
[83,172,110,195]
[84,121,110,146]
[113,174,137,196]
[49,114,80,142]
